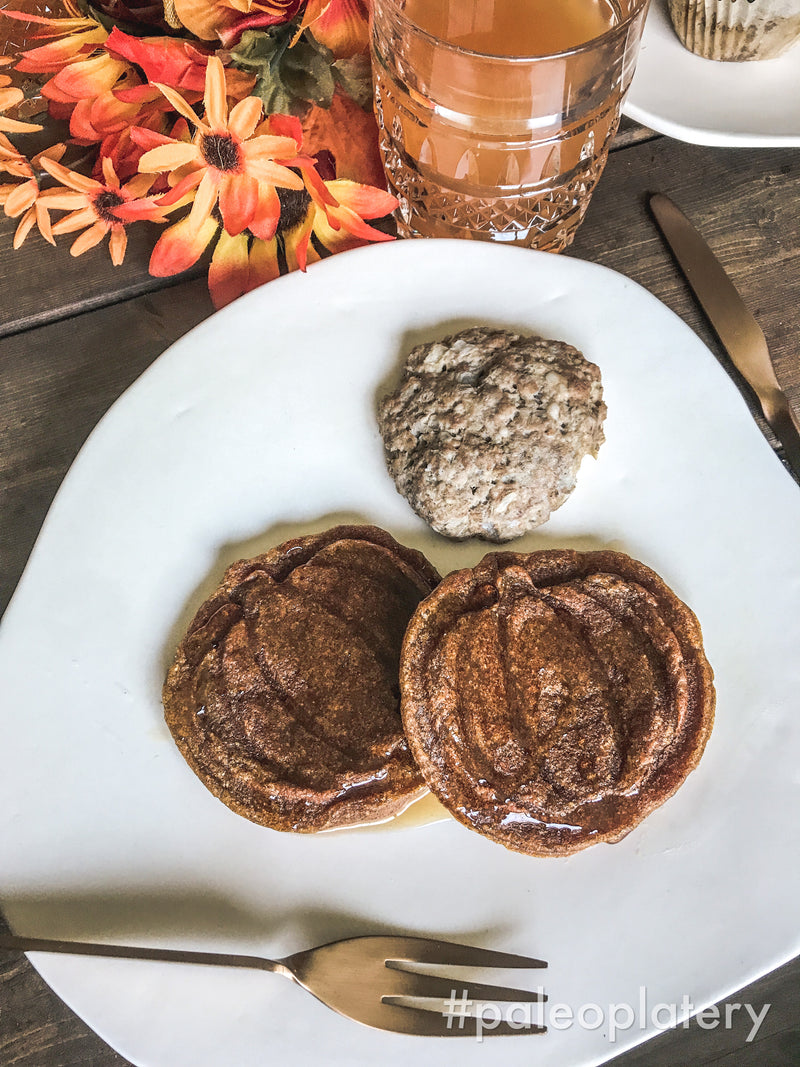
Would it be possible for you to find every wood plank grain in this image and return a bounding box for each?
[0,911,129,1067]
[0,122,655,340]
[0,214,206,340]
[569,138,800,472]
[609,956,800,1067]
[0,277,212,1061]
[1,929,797,1066]
[612,115,661,150]
[0,122,208,338]
[0,277,213,616]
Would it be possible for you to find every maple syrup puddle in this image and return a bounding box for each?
[321,791,451,834]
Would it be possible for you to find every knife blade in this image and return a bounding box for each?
[649,192,800,483]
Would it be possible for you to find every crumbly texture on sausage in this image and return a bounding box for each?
[378,327,607,541]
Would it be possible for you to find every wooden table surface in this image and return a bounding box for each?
[1,119,799,1065]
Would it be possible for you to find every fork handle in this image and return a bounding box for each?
[0,933,284,973]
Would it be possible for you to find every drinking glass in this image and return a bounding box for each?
[371,0,651,250]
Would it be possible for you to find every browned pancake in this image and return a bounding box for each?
[400,550,715,856]
[163,525,440,832]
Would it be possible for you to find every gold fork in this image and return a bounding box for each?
[0,932,547,1037]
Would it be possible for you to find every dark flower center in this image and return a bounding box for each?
[277,184,312,234]
[93,189,126,221]
[201,133,241,172]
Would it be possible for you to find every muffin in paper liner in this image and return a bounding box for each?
[668,0,800,60]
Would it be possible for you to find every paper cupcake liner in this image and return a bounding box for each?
[668,0,800,60]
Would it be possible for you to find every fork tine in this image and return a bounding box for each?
[380,1000,546,1037]
[384,967,546,1003]
[384,937,547,969]
[283,935,549,1036]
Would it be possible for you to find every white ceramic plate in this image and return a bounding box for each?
[625,0,800,146]
[1,240,798,1067]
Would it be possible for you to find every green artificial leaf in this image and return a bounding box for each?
[332,54,374,112]
[231,26,337,116]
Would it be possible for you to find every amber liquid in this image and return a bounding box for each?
[322,792,451,834]
[403,0,618,57]
[373,0,638,249]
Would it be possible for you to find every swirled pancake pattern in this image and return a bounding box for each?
[164,526,440,832]
[400,550,715,856]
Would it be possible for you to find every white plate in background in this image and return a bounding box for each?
[625,0,800,146]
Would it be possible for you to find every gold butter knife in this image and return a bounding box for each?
[650,192,800,483]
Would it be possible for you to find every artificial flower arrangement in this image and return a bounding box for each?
[0,0,397,307]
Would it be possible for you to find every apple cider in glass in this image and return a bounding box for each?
[371,0,650,250]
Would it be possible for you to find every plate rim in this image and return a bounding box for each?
[2,238,799,1067]
[624,0,800,147]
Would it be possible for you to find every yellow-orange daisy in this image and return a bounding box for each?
[40,154,164,264]
[1,144,69,249]
[138,55,304,239]
[147,137,396,310]
[148,208,281,309]
[276,174,396,275]
[251,116,396,271]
